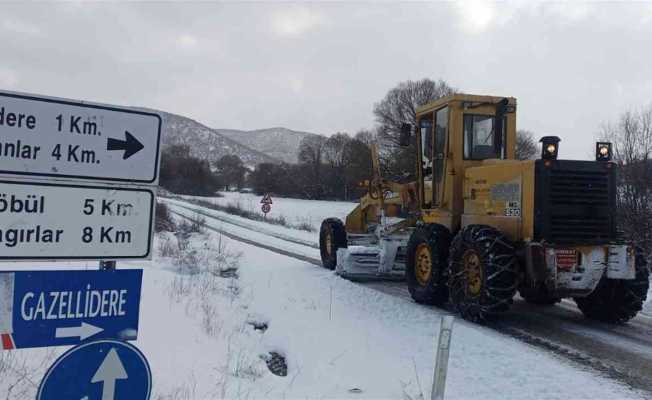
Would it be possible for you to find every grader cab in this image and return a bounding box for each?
[319,93,649,323]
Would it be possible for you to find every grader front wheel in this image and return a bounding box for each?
[448,225,518,322]
[319,218,347,270]
[406,225,451,306]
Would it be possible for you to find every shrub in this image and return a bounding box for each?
[155,202,176,232]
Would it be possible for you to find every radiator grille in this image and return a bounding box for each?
[535,161,616,244]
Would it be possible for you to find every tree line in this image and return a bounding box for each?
[249,132,373,200]
[599,106,652,255]
[159,145,246,196]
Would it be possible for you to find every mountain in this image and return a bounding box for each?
[217,127,321,164]
[157,112,280,167]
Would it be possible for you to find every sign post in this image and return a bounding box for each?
[0,180,154,260]
[0,91,161,184]
[0,269,142,350]
[37,339,151,400]
[260,193,273,218]
[0,90,155,397]
[431,315,455,400]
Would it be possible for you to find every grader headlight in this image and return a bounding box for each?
[596,142,612,161]
[539,136,561,160]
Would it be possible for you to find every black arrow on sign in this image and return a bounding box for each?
[107,131,144,160]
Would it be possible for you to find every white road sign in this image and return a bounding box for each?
[0,91,161,184]
[0,180,154,260]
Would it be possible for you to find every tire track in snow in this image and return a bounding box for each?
[163,198,320,249]
[167,208,322,266]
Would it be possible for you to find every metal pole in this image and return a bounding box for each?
[99,260,116,271]
[431,315,455,400]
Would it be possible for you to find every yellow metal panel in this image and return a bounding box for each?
[462,160,536,241]
[422,210,454,231]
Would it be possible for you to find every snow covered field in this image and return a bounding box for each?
[180,191,358,232]
[0,223,646,399]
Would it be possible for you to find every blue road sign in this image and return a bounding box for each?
[0,269,142,350]
[37,339,151,400]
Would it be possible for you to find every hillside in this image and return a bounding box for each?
[158,111,280,167]
[217,127,321,164]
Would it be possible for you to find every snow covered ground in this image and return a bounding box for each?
[0,224,646,399]
[179,191,358,232]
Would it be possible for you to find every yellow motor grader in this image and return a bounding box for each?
[319,93,649,322]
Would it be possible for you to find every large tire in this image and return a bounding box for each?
[519,284,561,306]
[319,218,347,270]
[406,224,451,306]
[574,250,649,324]
[449,225,519,322]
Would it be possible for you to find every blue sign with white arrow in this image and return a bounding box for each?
[37,339,151,400]
[0,269,142,350]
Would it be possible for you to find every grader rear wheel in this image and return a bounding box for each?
[574,249,649,324]
[449,225,518,322]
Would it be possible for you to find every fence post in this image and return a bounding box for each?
[431,315,455,400]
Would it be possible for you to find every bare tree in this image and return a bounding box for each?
[373,78,455,180]
[599,105,652,254]
[214,154,246,190]
[323,133,349,168]
[344,137,373,199]
[297,135,327,198]
[373,78,455,147]
[324,133,352,200]
[298,135,326,166]
[354,129,376,147]
[515,130,538,160]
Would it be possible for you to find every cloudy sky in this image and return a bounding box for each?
[2,1,652,159]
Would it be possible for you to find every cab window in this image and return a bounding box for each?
[419,115,434,207]
[433,107,448,205]
[463,114,506,160]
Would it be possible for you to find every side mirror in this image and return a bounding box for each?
[399,123,412,147]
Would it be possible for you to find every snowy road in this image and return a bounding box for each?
[163,197,652,395]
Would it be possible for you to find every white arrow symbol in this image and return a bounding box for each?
[91,348,128,400]
[55,322,103,340]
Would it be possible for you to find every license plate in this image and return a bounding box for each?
[556,249,578,270]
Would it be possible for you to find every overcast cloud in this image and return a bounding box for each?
[1,1,652,159]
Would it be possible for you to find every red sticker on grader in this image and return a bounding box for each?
[555,249,578,270]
